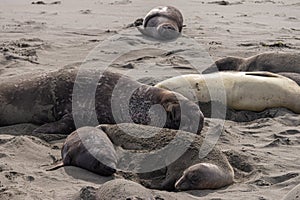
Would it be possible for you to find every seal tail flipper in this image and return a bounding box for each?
[46,162,64,171]
[32,113,75,134]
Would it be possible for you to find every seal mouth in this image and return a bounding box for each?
[158,24,180,40]
[175,176,191,191]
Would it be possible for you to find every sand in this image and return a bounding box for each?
[0,0,299,199]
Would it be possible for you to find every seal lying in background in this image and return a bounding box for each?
[98,123,234,191]
[155,72,300,113]
[136,6,183,41]
[47,126,117,176]
[0,68,204,134]
[203,52,300,74]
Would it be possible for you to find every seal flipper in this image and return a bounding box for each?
[46,162,64,171]
[136,26,153,38]
[160,173,179,191]
[33,114,75,134]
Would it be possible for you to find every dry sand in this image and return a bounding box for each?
[0,0,299,199]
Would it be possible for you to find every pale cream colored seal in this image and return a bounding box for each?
[155,71,300,113]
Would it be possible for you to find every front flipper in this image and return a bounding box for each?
[46,162,65,171]
[137,26,152,38]
[126,18,143,28]
[33,114,75,134]
[160,173,179,191]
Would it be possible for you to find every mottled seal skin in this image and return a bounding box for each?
[0,68,203,134]
[98,123,234,191]
[203,52,300,74]
[47,126,117,176]
[137,6,183,41]
[155,72,300,113]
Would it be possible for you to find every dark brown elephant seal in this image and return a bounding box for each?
[137,6,183,41]
[203,52,300,74]
[47,126,117,176]
[98,123,234,191]
[0,68,203,135]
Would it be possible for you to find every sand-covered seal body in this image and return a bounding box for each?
[0,68,204,134]
[48,126,117,176]
[203,52,300,74]
[137,6,183,41]
[155,71,300,113]
[98,123,234,191]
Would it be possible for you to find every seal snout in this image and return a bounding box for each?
[137,6,183,41]
[179,99,204,134]
[163,97,204,134]
[158,23,180,40]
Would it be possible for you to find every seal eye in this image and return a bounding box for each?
[188,173,200,183]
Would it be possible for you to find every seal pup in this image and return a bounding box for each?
[175,163,233,190]
[155,71,300,113]
[203,52,300,74]
[136,6,183,41]
[98,123,234,191]
[0,68,204,134]
[47,126,117,176]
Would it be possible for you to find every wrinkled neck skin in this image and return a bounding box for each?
[129,85,176,126]
[131,85,203,134]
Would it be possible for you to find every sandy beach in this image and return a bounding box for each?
[0,0,299,199]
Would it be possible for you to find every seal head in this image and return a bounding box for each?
[138,6,183,41]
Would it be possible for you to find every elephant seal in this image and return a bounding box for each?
[98,123,234,191]
[203,52,300,74]
[155,71,300,113]
[137,6,183,41]
[47,126,117,176]
[0,68,204,134]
